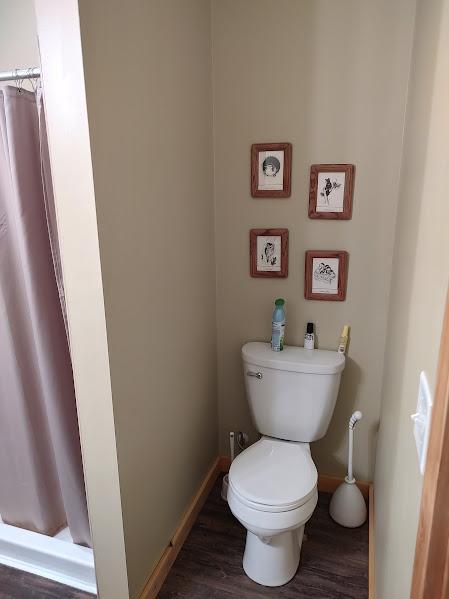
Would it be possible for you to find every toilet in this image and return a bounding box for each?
[228,341,345,587]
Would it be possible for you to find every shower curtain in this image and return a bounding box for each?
[0,86,91,547]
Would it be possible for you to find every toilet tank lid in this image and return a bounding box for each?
[242,342,345,374]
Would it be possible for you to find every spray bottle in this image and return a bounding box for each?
[271,298,286,352]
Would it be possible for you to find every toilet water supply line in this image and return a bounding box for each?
[346,411,362,484]
[230,431,235,462]
[221,432,235,501]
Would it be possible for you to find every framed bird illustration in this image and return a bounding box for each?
[308,164,355,220]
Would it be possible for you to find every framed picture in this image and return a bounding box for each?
[304,250,349,301]
[250,229,289,278]
[251,143,292,198]
[308,164,355,219]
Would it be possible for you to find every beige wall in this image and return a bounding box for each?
[32,1,449,596]
[374,0,449,596]
[212,0,415,481]
[77,1,217,596]
[0,0,39,85]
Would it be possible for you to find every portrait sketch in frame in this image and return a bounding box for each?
[304,250,349,301]
[308,164,355,220]
[251,143,292,198]
[250,229,289,278]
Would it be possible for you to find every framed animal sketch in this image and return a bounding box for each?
[251,143,292,198]
[304,250,348,301]
[308,164,355,220]
[250,228,289,278]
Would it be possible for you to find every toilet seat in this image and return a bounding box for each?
[228,483,318,538]
[229,437,317,513]
[229,483,317,513]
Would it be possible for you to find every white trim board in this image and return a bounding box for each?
[0,521,96,594]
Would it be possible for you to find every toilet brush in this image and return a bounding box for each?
[221,432,235,501]
[329,411,367,527]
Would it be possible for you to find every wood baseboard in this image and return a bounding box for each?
[139,457,221,599]
[218,455,232,472]
[369,484,375,599]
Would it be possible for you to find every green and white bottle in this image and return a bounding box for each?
[271,298,286,352]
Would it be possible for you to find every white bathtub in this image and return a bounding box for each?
[0,517,96,594]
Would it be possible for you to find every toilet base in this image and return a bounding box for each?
[242,525,304,587]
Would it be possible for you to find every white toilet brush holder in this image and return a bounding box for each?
[221,432,235,501]
[329,411,367,528]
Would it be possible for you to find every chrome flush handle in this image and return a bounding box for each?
[247,371,262,379]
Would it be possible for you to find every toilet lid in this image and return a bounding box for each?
[229,438,317,511]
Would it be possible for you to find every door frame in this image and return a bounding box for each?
[33,1,129,597]
[411,287,449,598]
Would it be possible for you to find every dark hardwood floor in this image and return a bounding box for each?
[159,475,368,598]
[0,565,95,599]
[0,476,367,598]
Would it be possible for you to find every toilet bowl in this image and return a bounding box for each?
[228,436,318,586]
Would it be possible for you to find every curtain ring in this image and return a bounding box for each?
[27,67,38,92]
[14,69,24,93]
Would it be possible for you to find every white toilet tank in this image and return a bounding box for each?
[242,342,345,442]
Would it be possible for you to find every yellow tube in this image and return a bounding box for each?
[338,325,350,354]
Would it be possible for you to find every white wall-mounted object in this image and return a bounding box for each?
[411,371,433,475]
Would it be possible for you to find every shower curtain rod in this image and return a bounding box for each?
[0,68,41,82]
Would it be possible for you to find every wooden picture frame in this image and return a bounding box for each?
[308,164,355,220]
[304,250,348,301]
[250,229,288,278]
[251,143,292,198]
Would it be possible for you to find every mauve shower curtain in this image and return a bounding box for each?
[0,86,91,546]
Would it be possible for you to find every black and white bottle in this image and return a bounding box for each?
[304,322,315,350]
